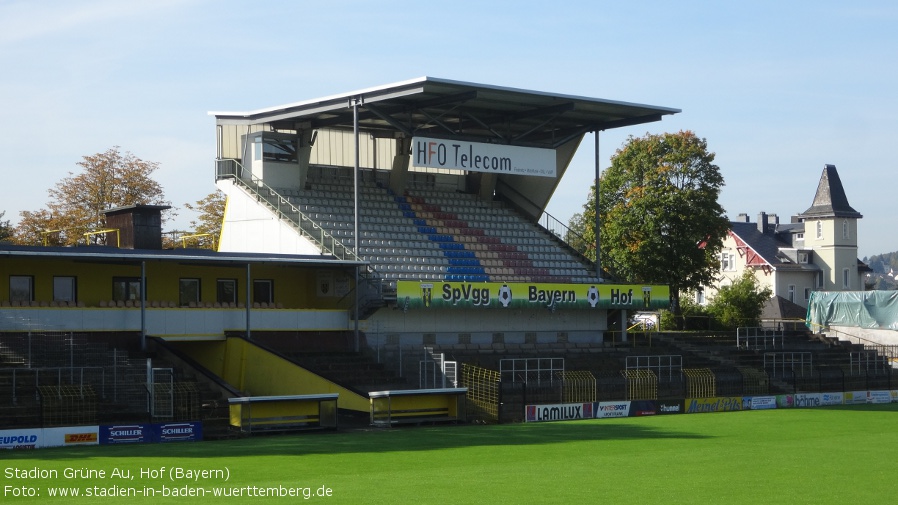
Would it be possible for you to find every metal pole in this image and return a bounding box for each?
[594,130,601,280]
[352,97,361,353]
[140,261,147,351]
[245,263,252,340]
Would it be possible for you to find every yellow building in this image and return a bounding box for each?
[705,164,870,309]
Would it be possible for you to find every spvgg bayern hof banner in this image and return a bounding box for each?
[396,281,670,310]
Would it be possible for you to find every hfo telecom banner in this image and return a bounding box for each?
[396,281,670,310]
[412,136,557,178]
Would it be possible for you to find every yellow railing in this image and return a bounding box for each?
[83,229,120,248]
[621,369,658,400]
[179,233,217,250]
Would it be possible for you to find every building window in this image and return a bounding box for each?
[817,272,824,288]
[788,285,795,303]
[695,289,705,305]
[253,279,273,305]
[796,232,804,240]
[816,220,823,239]
[113,277,142,302]
[53,276,77,303]
[842,268,850,289]
[842,219,849,239]
[798,252,809,264]
[721,252,735,271]
[9,275,33,303]
[217,279,237,305]
[254,136,297,163]
[804,287,811,301]
[179,278,201,307]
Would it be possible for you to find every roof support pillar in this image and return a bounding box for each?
[246,263,251,340]
[140,261,147,351]
[352,97,361,353]
[594,130,602,280]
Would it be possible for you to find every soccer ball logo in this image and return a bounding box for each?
[498,284,513,308]
[587,286,599,307]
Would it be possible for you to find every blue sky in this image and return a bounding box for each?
[2,1,896,257]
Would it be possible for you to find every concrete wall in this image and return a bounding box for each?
[827,325,898,346]
[0,307,350,336]
[218,179,321,255]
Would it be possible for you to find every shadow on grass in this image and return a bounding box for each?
[3,419,710,460]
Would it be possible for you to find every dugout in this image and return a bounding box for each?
[369,388,467,426]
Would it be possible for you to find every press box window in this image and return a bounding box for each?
[113,277,142,302]
[253,279,273,305]
[10,275,34,303]
[217,279,237,305]
[180,278,201,307]
[53,276,77,303]
[253,136,297,163]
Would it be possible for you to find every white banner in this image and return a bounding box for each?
[41,427,99,448]
[525,402,593,422]
[844,391,867,405]
[595,401,631,418]
[412,137,556,178]
[866,390,892,404]
[747,396,777,410]
[0,428,41,450]
[793,393,823,408]
[820,392,843,406]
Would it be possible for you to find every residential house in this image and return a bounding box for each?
[704,164,870,309]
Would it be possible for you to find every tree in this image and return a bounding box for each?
[564,211,591,257]
[182,190,226,249]
[589,131,731,327]
[13,147,170,245]
[706,271,773,330]
[0,211,11,242]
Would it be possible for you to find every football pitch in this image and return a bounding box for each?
[2,404,896,504]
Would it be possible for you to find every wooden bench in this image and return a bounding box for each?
[228,394,338,434]
[369,388,467,426]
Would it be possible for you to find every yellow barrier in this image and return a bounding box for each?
[683,368,716,398]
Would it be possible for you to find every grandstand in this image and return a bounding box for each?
[257,165,596,286]
[1,77,893,438]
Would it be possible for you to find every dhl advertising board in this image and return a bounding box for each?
[396,281,670,310]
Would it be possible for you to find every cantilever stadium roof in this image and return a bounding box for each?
[211,77,680,149]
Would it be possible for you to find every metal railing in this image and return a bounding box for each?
[215,159,359,262]
[216,158,386,312]
[737,327,784,350]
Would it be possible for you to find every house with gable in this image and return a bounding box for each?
[704,164,870,311]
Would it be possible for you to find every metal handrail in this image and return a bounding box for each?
[215,158,386,309]
[215,159,360,262]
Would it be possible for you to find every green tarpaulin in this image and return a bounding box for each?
[806,290,898,331]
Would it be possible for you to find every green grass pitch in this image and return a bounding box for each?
[2,404,896,504]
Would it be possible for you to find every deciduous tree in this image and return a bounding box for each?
[13,147,170,245]
[182,190,226,249]
[0,211,11,242]
[580,131,730,327]
[706,271,773,329]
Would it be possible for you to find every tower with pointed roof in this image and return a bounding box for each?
[797,164,863,291]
